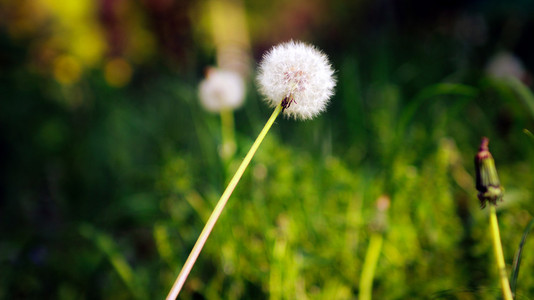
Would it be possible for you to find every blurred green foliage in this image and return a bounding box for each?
[2,0,534,299]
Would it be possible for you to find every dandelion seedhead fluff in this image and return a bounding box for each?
[486,52,526,82]
[199,68,245,112]
[257,41,336,120]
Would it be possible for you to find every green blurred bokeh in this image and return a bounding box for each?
[2,0,534,299]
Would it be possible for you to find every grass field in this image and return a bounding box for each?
[2,0,534,299]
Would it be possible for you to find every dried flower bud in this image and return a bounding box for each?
[474,137,504,208]
[256,41,336,120]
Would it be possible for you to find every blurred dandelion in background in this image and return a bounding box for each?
[486,52,529,83]
[198,68,245,113]
[196,0,252,161]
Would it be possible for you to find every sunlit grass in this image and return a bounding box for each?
[3,23,534,299]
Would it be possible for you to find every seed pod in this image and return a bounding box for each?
[474,137,504,208]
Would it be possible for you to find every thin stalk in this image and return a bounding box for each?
[220,109,236,162]
[489,205,514,300]
[167,104,283,300]
[511,217,534,296]
[359,233,383,300]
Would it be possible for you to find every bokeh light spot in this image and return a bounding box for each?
[53,55,81,85]
[104,57,133,88]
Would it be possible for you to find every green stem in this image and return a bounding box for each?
[359,233,383,300]
[489,205,514,300]
[166,104,283,300]
[220,109,236,162]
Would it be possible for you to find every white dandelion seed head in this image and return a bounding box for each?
[486,52,526,81]
[198,68,246,113]
[257,40,336,120]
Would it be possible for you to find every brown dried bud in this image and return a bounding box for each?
[474,137,504,208]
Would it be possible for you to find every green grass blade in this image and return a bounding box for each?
[510,217,534,296]
[80,224,146,299]
[523,129,534,140]
[485,77,534,119]
[505,77,534,119]
[398,83,478,133]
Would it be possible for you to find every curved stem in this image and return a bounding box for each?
[359,233,383,300]
[489,205,514,300]
[166,104,283,300]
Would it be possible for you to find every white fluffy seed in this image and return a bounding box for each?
[199,68,245,113]
[257,41,336,120]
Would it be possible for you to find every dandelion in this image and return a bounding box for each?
[167,41,336,299]
[474,137,504,208]
[486,52,527,82]
[257,40,336,120]
[474,137,513,300]
[199,68,245,113]
[198,68,245,161]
